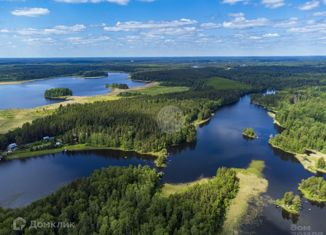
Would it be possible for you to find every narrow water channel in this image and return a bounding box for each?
[0,95,325,234]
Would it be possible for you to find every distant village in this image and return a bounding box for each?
[1,136,63,160]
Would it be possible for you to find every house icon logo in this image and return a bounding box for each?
[13,217,26,231]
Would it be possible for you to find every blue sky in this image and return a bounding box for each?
[0,0,325,57]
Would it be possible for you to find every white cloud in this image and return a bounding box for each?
[143,27,197,37]
[65,36,110,44]
[23,37,55,44]
[248,32,279,40]
[261,0,285,9]
[223,13,269,29]
[103,19,197,32]
[313,11,326,16]
[200,22,221,29]
[222,0,247,4]
[0,29,10,33]
[289,22,326,33]
[263,32,279,37]
[11,8,50,17]
[17,24,86,35]
[274,17,298,28]
[299,1,320,11]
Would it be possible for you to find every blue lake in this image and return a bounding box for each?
[0,73,145,109]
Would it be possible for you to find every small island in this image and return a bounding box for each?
[44,88,73,100]
[106,83,129,90]
[78,71,108,78]
[299,176,326,203]
[242,128,257,139]
[276,191,301,215]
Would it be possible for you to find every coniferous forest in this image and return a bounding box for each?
[0,166,239,234]
[251,87,326,154]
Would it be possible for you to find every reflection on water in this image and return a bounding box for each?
[0,95,325,234]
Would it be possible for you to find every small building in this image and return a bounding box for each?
[7,143,17,152]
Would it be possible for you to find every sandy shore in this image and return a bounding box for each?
[0,80,35,85]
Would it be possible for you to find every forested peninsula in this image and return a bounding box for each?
[0,166,239,234]
[251,87,326,173]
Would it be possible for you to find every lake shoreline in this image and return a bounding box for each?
[0,71,134,86]
[5,144,167,162]
[269,141,326,174]
[253,100,325,174]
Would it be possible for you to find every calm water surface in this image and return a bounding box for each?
[0,73,144,109]
[0,95,325,234]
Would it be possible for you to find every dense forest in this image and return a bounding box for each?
[131,65,326,90]
[0,166,239,234]
[0,63,164,82]
[2,58,326,91]
[251,87,326,154]
[0,93,230,162]
[44,88,73,99]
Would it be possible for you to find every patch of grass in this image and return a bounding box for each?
[235,160,265,178]
[206,77,251,90]
[222,160,268,235]
[122,85,189,96]
[161,178,209,197]
[0,109,53,134]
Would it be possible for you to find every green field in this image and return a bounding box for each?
[121,85,189,96]
[206,77,251,90]
[161,178,209,197]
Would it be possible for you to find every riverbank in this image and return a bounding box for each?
[267,111,283,128]
[5,144,167,162]
[263,104,325,174]
[0,81,28,85]
[269,141,326,174]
